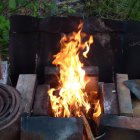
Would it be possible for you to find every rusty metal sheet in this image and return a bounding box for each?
[21,116,83,140]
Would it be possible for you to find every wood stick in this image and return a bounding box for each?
[81,111,95,140]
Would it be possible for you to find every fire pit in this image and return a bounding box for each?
[18,21,101,140]
[1,15,140,140]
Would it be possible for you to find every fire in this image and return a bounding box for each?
[48,22,100,118]
[93,100,101,118]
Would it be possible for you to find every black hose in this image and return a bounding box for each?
[0,84,22,131]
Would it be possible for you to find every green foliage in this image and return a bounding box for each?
[9,0,16,10]
[84,0,140,20]
[0,16,10,59]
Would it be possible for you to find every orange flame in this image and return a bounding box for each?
[93,100,101,118]
[48,22,100,118]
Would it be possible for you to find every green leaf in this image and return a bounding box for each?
[9,0,16,9]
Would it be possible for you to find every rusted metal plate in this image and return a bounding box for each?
[102,83,119,115]
[116,74,133,116]
[99,114,140,140]
[21,116,83,140]
[16,74,37,114]
[33,85,51,116]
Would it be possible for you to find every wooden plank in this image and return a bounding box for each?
[116,74,133,116]
[45,66,99,76]
[33,85,51,116]
[16,74,37,114]
[102,83,119,115]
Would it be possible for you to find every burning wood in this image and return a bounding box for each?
[81,111,95,140]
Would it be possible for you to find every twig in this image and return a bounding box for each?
[81,111,95,140]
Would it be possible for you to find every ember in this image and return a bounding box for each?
[48,22,101,119]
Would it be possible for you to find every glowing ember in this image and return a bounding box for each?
[48,22,100,118]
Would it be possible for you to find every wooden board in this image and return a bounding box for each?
[116,74,133,116]
[102,83,119,115]
[16,74,37,114]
